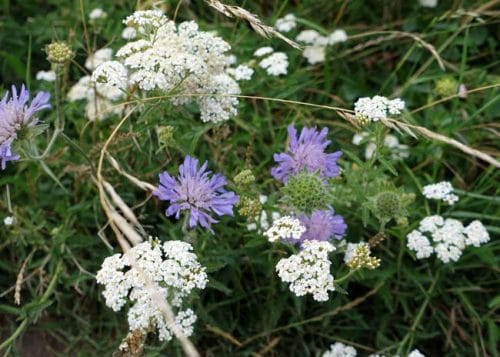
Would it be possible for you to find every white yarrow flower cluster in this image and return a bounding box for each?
[463,220,491,247]
[226,64,254,81]
[254,47,274,57]
[407,215,490,263]
[67,47,127,121]
[409,349,426,357]
[276,240,335,301]
[368,349,425,357]
[296,29,347,64]
[85,48,113,71]
[36,70,56,82]
[121,27,137,40]
[92,61,128,89]
[354,96,405,122]
[89,8,107,20]
[255,48,289,76]
[352,132,409,161]
[68,72,124,121]
[4,216,14,226]
[96,240,208,342]
[94,10,243,123]
[264,216,305,242]
[274,14,297,33]
[422,181,459,205]
[322,342,357,357]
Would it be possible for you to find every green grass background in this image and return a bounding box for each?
[0,0,499,355]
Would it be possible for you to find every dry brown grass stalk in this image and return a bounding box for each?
[14,250,35,305]
[205,0,301,49]
[383,118,500,168]
[348,30,445,70]
[95,106,200,357]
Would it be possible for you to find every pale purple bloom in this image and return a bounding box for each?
[298,209,347,243]
[271,125,342,182]
[0,142,20,170]
[0,84,51,170]
[154,156,239,231]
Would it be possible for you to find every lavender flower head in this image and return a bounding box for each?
[154,156,239,231]
[298,209,347,244]
[271,125,342,182]
[0,84,51,169]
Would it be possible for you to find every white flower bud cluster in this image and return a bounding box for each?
[36,70,56,82]
[354,96,405,122]
[87,10,247,123]
[96,240,208,342]
[406,215,490,263]
[422,181,459,205]
[263,216,305,242]
[256,50,289,76]
[276,240,335,301]
[85,48,113,71]
[322,342,357,357]
[274,14,297,33]
[296,29,347,64]
[226,65,254,81]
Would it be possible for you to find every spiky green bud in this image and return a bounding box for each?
[375,191,400,220]
[282,172,329,213]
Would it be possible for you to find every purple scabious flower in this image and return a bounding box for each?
[154,155,239,231]
[298,209,347,243]
[271,125,342,183]
[0,84,51,170]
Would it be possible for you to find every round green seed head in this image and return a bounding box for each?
[435,77,458,97]
[375,191,400,219]
[283,172,329,213]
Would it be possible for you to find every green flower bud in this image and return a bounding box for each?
[354,114,371,127]
[45,42,73,64]
[435,77,458,97]
[237,196,261,218]
[282,172,329,213]
[395,216,408,227]
[375,191,400,221]
[157,126,175,147]
[233,169,255,186]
